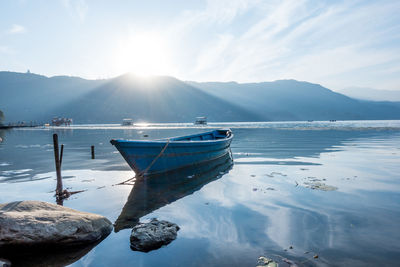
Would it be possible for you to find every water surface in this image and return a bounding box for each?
[0,120,399,266]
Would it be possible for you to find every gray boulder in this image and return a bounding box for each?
[0,201,113,247]
[130,218,180,252]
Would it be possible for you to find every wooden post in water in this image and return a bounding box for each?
[60,144,64,167]
[91,145,95,159]
[53,134,63,195]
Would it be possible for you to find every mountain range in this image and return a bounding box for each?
[337,87,400,102]
[1,71,400,123]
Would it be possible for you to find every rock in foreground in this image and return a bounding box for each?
[130,218,180,252]
[0,201,112,247]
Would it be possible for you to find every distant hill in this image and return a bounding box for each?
[188,80,400,121]
[1,71,400,123]
[53,74,262,123]
[0,71,105,122]
[337,87,400,102]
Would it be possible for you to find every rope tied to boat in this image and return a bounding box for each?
[138,138,170,177]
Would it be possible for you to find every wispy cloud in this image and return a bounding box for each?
[2,0,398,90]
[169,0,400,90]
[62,0,88,21]
[0,45,14,54]
[7,24,26,34]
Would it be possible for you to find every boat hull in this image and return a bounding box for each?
[111,130,233,175]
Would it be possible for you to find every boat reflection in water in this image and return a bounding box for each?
[114,151,234,232]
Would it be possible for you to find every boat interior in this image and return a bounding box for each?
[171,130,231,141]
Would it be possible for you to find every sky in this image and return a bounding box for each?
[0,0,400,91]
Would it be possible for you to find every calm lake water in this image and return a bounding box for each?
[1,121,400,267]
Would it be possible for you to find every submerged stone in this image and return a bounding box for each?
[0,201,113,247]
[130,218,180,252]
[304,181,338,191]
[257,256,278,267]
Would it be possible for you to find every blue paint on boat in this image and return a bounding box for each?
[110,129,233,175]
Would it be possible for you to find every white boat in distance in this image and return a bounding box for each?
[122,118,134,126]
[194,117,207,125]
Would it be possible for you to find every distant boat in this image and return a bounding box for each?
[122,118,134,126]
[194,116,207,125]
[51,117,72,126]
[110,129,233,176]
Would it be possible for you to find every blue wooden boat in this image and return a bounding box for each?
[110,129,233,176]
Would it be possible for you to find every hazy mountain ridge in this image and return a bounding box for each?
[337,87,400,101]
[0,71,106,122]
[1,71,400,123]
[52,74,262,123]
[189,80,400,121]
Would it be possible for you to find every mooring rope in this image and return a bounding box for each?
[114,139,170,185]
[138,138,170,177]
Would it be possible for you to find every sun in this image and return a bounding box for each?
[112,32,173,77]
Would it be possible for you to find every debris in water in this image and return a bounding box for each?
[303,176,337,191]
[283,258,299,267]
[257,256,278,267]
[304,181,338,191]
[313,255,319,259]
[271,172,287,177]
[62,175,75,179]
[81,179,95,182]
[307,177,321,182]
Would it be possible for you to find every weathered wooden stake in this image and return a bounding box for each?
[60,144,64,167]
[53,134,63,195]
[91,145,95,159]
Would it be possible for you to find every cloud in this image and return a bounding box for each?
[0,46,13,54]
[62,0,88,21]
[7,24,26,34]
[168,0,400,90]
